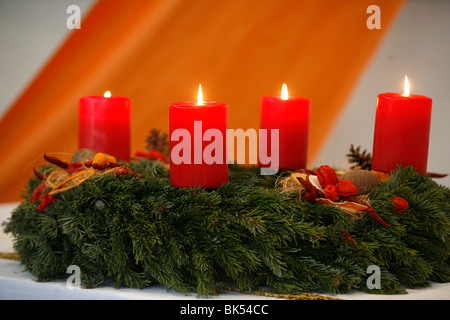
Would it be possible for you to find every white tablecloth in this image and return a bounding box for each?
[1,202,449,300]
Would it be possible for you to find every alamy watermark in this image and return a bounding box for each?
[171,122,280,175]
[366,5,381,30]
[65,264,382,290]
[366,265,381,289]
[66,4,381,31]
[66,5,81,29]
[66,265,81,289]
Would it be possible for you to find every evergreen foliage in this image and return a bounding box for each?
[3,160,449,296]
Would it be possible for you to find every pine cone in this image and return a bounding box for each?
[346,144,372,170]
[145,128,170,158]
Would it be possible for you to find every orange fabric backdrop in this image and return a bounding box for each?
[0,0,404,202]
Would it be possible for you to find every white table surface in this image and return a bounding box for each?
[1,202,449,300]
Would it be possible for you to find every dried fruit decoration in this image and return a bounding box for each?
[297,176,321,202]
[296,165,390,227]
[325,185,339,202]
[316,165,339,189]
[391,197,409,214]
[337,180,358,197]
[30,167,55,213]
[134,150,167,162]
[316,165,358,200]
[38,152,140,199]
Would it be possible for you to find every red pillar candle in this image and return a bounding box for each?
[372,76,432,174]
[79,91,131,162]
[260,84,310,170]
[169,85,228,188]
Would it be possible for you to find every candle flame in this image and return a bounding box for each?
[104,91,112,98]
[197,84,204,105]
[281,83,289,100]
[403,76,410,97]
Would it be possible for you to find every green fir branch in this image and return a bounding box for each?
[2,160,449,296]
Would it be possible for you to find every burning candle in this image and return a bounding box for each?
[78,91,131,161]
[260,84,310,169]
[372,76,432,174]
[169,84,228,188]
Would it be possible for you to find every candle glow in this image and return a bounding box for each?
[104,91,112,98]
[281,84,289,100]
[403,76,410,97]
[197,84,204,105]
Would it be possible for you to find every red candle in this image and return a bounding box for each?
[260,84,310,170]
[79,91,131,162]
[372,76,432,174]
[169,85,228,188]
